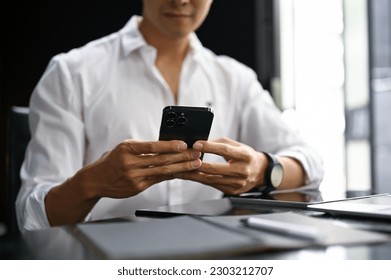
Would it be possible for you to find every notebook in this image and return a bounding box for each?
[308,193,391,220]
[74,215,270,259]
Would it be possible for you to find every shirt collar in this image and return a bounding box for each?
[120,15,204,59]
[120,15,147,56]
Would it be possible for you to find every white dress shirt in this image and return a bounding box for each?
[16,16,324,231]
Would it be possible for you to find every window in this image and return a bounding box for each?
[277,0,347,199]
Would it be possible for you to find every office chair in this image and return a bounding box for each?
[5,106,30,237]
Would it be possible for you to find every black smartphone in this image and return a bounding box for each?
[158,105,214,148]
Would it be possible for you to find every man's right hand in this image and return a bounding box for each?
[45,139,201,226]
[76,139,202,199]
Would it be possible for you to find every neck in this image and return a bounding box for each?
[156,36,189,61]
[138,18,192,100]
[139,19,190,61]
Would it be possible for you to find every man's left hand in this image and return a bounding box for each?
[174,137,268,195]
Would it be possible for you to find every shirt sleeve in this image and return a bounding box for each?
[16,55,86,231]
[238,72,324,186]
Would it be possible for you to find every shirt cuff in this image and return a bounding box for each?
[276,148,324,186]
[23,184,53,231]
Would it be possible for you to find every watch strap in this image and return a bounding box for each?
[263,152,282,193]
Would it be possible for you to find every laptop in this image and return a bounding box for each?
[135,197,278,218]
[136,191,391,221]
[135,190,323,218]
[308,193,391,220]
[230,189,323,209]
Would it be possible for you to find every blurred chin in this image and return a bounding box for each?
[161,25,193,38]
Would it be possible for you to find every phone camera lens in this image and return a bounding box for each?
[165,119,175,127]
[177,113,187,125]
[167,111,177,119]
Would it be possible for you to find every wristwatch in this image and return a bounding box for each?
[262,152,284,193]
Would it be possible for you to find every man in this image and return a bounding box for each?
[16,0,324,231]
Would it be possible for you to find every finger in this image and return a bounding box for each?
[175,172,246,195]
[213,137,242,147]
[193,140,246,160]
[177,171,234,186]
[123,139,188,154]
[196,161,245,177]
[132,159,202,177]
[198,137,241,147]
[139,150,201,167]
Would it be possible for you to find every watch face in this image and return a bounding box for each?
[271,165,284,187]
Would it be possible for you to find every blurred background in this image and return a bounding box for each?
[1,0,391,238]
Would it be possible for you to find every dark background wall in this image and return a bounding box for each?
[0,0,274,224]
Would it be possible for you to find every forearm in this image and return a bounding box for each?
[278,156,307,190]
[45,170,99,227]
